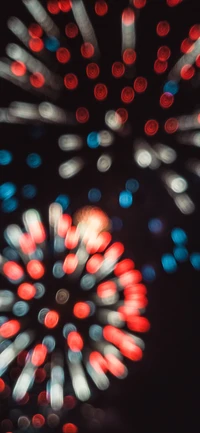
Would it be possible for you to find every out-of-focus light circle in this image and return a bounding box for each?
[11,60,27,76]
[42,336,56,353]
[163,80,179,95]
[157,45,171,61]
[180,64,195,80]
[3,247,19,261]
[58,0,72,12]
[144,119,159,135]
[62,423,78,433]
[76,107,89,123]
[164,118,179,134]
[44,310,59,328]
[88,188,101,202]
[17,283,36,300]
[121,87,135,103]
[56,47,71,63]
[53,261,65,278]
[32,414,45,428]
[87,132,100,148]
[111,216,123,231]
[27,260,45,279]
[123,48,136,65]
[55,194,70,210]
[171,228,187,244]
[81,42,94,58]
[126,178,139,193]
[28,23,43,38]
[64,73,78,90]
[47,0,60,14]
[105,110,121,130]
[112,62,125,78]
[29,38,44,52]
[2,197,18,213]
[173,246,188,262]
[189,24,200,41]
[161,254,177,273]
[86,63,100,79]
[119,191,133,208]
[30,72,45,88]
[171,176,187,193]
[99,130,114,147]
[95,0,108,16]
[18,416,31,429]
[65,22,78,38]
[0,182,16,199]
[190,253,200,270]
[142,265,156,282]
[133,0,146,7]
[80,274,95,290]
[135,149,152,167]
[94,83,108,100]
[89,324,103,341]
[134,77,147,93]
[34,283,45,299]
[122,8,135,26]
[97,154,112,172]
[63,323,77,338]
[45,36,60,52]
[156,20,170,37]
[22,184,37,198]
[166,0,182,6]
[47,414,60,428]
[13,301,29,317]
[154,59,168,74]
[148,218,163,234]
[116,108,128,124]
[180,38,194,54]
[0,150,12,165]
[56,289,69,304]
[160,92,174,109]
[26,153,42,168]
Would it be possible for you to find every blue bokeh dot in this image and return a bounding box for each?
[163,80,179,95]
[26,153,42,168]
[148,218,163,234]
[125,178,139,193]
[88,188,101,203]
[22,184,37,199]
[0,150,12,165]
[161,254,177,273]
[173,246,189,262]
[190,252,200,270]
[87,132,100,148]
[45,36,60,52]
[119,190,133,208]
[55,194,70,210]
[171,228,187,245]
[0,182,16,199]
[142,265,156,282]
[2,197,18,213]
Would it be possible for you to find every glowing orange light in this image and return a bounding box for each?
[97,281,117,298]
[31,344,47,366]
[0,379,5,393]
[95,1,108,16]
[164,117,179,134]
[180,64,195,80]
[105,242,124,261]
[28,222,46,244]
[181,38,194,54]
[156,20,170,37]
[0,320,20,338]
[74,206,110,233]
[105,353,125,377]
[17,282,36,300]
[65,23,78,38]
[73,302,90,319]
[94,83,108,100]
[28,23,43,38]
[112,62,125,78]
[63,423,78,433]
[144,119,159,136]
[116,108,128,124]
[19,233,36,255]
[58,214,72,237]
[56,47,71,63]
[121,86,135,103]
[160,92,174,108]
[114,259,135,277]
[64,73,78,90]
[166,0,182,6]
[86,254,103,273]
[10,61,26,77]
[58,0,72,12]
[44,311,59,329]
[81,42,95,59]
[27,260,45,279]
[32,414,45,428]
[157,45,171,61]
[29,38,44,52]
[127,316,150,332]
[47,0,60,14]
[154,59,168,74]
[189,24,200,41]
[122,8,135,26]
[76,107,89,123]
[30,72,45,88]
[67,331,83,352]
[123,48,136,65]
[65,226,79,249]
[63,254,78,274]
[133,0,146,8]
[89,351,107,373]
[86,63,100,79]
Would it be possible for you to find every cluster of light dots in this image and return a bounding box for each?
[0,204,150,430]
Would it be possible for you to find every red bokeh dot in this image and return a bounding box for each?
[76,107,89,123]
[121,86,135,103]
[10,61,26,76]
[0,379,5,392]
[63,423,78,433]
[134,76,147,93]
[81,42,95,59]
[112,61,125,78]
[58,0,72,12]
[19,233,36,255]
[56,47,71,63]
[94,83,108,100]
[27,259,45,279]
[157,45,171,61]
[97,281,117,298]
[0,320,20,338]
[30,72,45,88]
[28,23,43,38]
[123,48,136,65]
[38,391,49,405]
[181,38,194,54]
[67,332,83,352]
[144,119,159,136]
[64,73,78,90]
[32,414,45,429]
[166,0,182,6]
[189,24,200,41]
[63,253,78,274]
[122,8,135,26]
[44,311,59,329]
[86,62,100,79]
[95,0,108,16]
[64,395,76,409]
[73,302,90,319]
[116,108,128,124]
[160,92,174,108]
[3,261,24,281]
[156,21,170,37]
[180,64,195,80]
[133,0,146,8]
[29,38,44,52]
[17,282,36,300]
[164,117,179,134]
[65,23,78,38]
[47,0,60,14]
[196,54,200,68]
[154,59,168,74]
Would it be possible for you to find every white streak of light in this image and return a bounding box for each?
[8,17,30,47]
[0,331,33,376]
[22,0,60,38]
[68,361,91,401]
[59,157,84,179]
[86,363,109,391]
[39,102,74,125]
[71,0,99,55]
[49,203,62,236]
[122,10,136,51]
[58,135,83,151]
[4,225,23,249]
[13,362,35,401]
[0,291,15,311]
[174,193,195,215]
[9,102,41,121]
[50,364,64,411]
[168,38,200,82]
